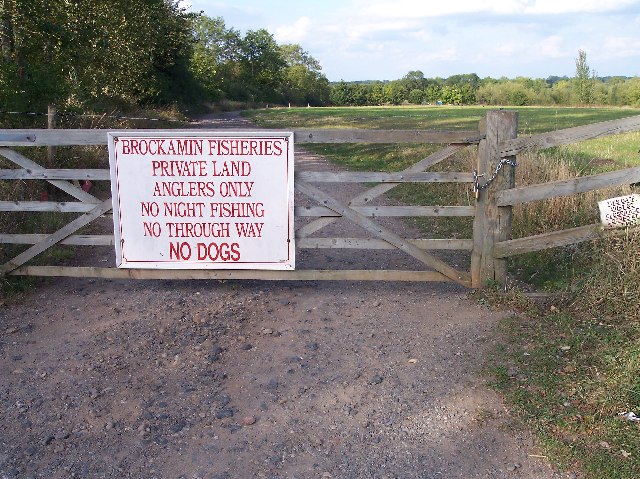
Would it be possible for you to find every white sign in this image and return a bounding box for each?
[108,131,295,269]
[598,194,640,228]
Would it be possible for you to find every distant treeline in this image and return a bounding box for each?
[330,72,640,107]
[1,1,638,114]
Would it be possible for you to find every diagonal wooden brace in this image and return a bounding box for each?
[296,144,466,238]
[1,199,113,276]
[296,180,471,287]
[0,148,100,204]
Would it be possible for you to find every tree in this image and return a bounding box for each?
[408,88,425,104]
[551,79,574,105]
[279,44,329,105]
[443,74,479,104]
[424,82,442,103]
[0,0,69,109]
[575,49,595,105]
[382,82,406,105]
[280,43,321,72]
[441,86,463,105]
[401,71,426,92]
[368,82,386,105]
[0,0,197,109]
[329,81,353,105]
[240,29,286,103]
[190,15,242,101]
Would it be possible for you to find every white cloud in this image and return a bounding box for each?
[342,20,422,41]
[602,36,640,58]
[352,0,637,18]
[274,16,312,43]
[416,47,460,63]
[538,35,566,58]
[523,0,637,14]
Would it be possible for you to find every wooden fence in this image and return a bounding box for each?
[1,110,639,288]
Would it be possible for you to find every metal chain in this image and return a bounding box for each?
[473,158,518,197]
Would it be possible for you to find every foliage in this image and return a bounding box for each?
[239,28,285,103]
[188,16,329,107]
[189,15,242,102]
[327,75,479,106]
[576,231,640,322]
[575,49,596,105]
[328,60,640,108]
[0,4,330,112]
[280,44,330,106]
[0,0,197,110]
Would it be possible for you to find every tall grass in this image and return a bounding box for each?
[512,151,631,236]
[577,230,640,322]
[501,147,636,289]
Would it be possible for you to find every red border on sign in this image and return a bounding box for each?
[110,133,294,268]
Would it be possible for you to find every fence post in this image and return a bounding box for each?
[47,105,57,166]
[471,110,518,288]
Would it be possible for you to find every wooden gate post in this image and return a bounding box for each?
[471,110,518,288]
[47,105,57,167]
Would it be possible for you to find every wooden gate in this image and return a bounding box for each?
[1,111,639,288]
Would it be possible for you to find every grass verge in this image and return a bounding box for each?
[485,229,640,479]
[486,304,640,477]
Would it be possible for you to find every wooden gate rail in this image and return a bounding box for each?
[495,223,640,258]
[296,144,467,239]
[496,166,640,206]
[0,147,100,203]
[1,199,113,275]
[0,128,482,147]
[0,127,481,286]
[493,164,640,258]
[9,266,452,282]
[499,115,640,157]
[1,235,474,251]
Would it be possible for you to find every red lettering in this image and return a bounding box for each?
[141,201,159,217]
[196,242,241,261]
[230,243,240,261]
[143,221,161,237]
[170,241,191,260]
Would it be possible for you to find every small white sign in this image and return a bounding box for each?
[598,194,640,228]
[108,131,295,269]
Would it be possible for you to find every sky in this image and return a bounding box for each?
[182,0,640,82]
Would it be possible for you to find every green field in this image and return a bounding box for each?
[244,105,640,132]
[245,105,640,167]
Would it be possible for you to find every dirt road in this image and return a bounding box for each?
[0,114,572,478]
